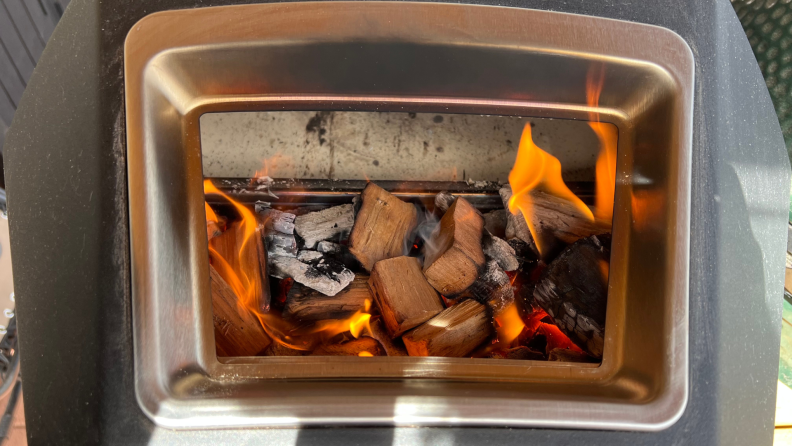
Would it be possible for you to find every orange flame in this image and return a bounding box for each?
[205,202,218,223]
[253,153,293,179]
[507,124,594,253]
[304,299,373,341]
[494,303,526,346]
[358,351,374,357]
[587,64,618,222]
[205,180,261,314]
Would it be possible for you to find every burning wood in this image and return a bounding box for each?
[459,260,514,316]
[423,197,486,296]
[283,276,372,322]
[482,231,519,272]
[295,203,355,248]
[210,265,271,356]
[368,318,409,356]
[269,255,354,297]
[209,222,270,312]
[533,234,610,358]
[402,299,492,357]
[349,183,418,271]
[434,191,455,213]
[500,185,608,259]
[368,256,444,338]
[312,337,385,356]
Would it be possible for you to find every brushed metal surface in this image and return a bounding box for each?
[124,2,694,431]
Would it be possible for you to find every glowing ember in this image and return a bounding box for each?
[507,124,594,254]
[587,64,618,223]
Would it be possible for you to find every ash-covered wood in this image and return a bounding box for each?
[210,222,270,312]
[508,238,539,268]
[434,191,455,213]
[269,255,355,297]
[257,207,296,235]
[296,250,323,262]
[312,337,385,356]
[316,240,343,254]
[295,203,355,248]
[482,231,519,272]
[402,299,492,357]
[210,265,271,356]
[349,183,418,272]
[423,197,486,296]
[283,276,372,322]
[488,346,545,360]
[462,260,514,316]
[316,240,361,270]
[266,232,298,257]
[368,318,409,356]
[548,348,597,363]
[533,234,610,358]
[483,209,509,239]
[499,186,609,259]
[369,256,444,338]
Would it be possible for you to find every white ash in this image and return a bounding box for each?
[265,232,297,257]
[257,207,296,235]
[434,191,455,213]
[254,175,279,198]
[269,255,355,296]
[482,231,519,272]
[297,250,324,262]
[316,240,343,255]
[294,203,355,248]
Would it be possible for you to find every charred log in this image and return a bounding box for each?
[312,337,385,356]
[533,234,610,358]
[294,203,355,248]
[283,276,372,322]
[269,255,354,297]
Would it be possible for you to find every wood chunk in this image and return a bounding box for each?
[210,222,270,312]
[349,183,419,272]
[533,234,610,358]
[483,231,519,272]
[210,265,272,356]
[548,348,597,363]
[423,197,485,296]
[294,203,355,248]
[368,318,409,356]
[499,186,609,259]
[462,260,514,316]
[266,232,298,257]
[483,209,509,239]
[434,191,455,213]
[488,346,545,360]
[283,276,372,322]
[312,337,385,356]
[269,255,355,297]
[508,238,539,269]
[257,207,296,235]
[368,256,444,338]
[403,299,492,357]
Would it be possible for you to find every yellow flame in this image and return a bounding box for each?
[507,124,594,253]
[494,303,526,346]
[358,351,374,357]
[205,202,218,223]
[587,64,618,222]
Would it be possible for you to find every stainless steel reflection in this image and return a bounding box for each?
[125,2,694,431]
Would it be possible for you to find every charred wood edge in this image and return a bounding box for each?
[206,178,595,211]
